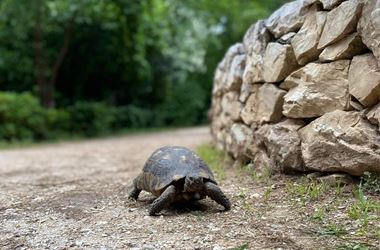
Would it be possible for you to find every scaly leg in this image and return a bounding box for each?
[205,182,231,211]
[149,185,176,216]
[128,178,142,200]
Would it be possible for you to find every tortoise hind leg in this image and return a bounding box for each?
[128,178,142,200]
[128,187,141,200]
[205,182,231,211]
[149,185,176,216]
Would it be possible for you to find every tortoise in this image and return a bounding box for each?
[129,146,231,215]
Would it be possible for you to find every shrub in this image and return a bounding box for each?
[45,108,71,139]
[156,81,206,126]
[114,105,153,129]
[0,92,175,142]
[0,92,47,140]
[67,101,117,137]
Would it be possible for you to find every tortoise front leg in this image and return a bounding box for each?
[205,182,231,211]
[149,185,176,216]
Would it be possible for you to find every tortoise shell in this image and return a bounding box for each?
[136,146,216,196]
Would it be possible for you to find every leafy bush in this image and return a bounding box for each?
[67,101,117,137]
[0,92,47,140]
[45,108,71,139]
[156,81,207,126]
[0,92,159,141]
[113,105,153,129]
[0,91,198,142]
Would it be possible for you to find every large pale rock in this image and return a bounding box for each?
[211,114,231,151]
[265,0,317,38]
[300,110,380,176]
[263,43,299,83]
[283,60,350,118]
[252,119,306,173]
[243,20,272,55]
[320,0,346,10]
[291,6,327,65]
[210,96,222,117]
[318,0,364,49]
[225,54,246,92]
[242,20,272,85]
[239,82,260,103]
[358,0,380,67]
[229,123,253,160]
[241,83,286,125]
[219,113,233,130]
[243,54,265,85]
[241,93,258,126]
[213,43,244,96]
[278,32,297,44]
[349,54,380,107]
[366,103,380,130]
[218,43,245,71]
[213,68,224,97]
[221,91,242,121]
[319,32,367,62]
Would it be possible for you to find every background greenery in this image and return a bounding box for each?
[0,0,287,141]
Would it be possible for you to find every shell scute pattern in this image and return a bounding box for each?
[141,146,215,192]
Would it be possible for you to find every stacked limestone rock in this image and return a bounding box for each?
[210,0,380,176]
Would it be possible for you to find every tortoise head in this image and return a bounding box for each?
[184,176,204,192]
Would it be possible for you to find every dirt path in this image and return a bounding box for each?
[0,127,378,250]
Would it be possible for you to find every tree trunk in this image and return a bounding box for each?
[34,0,49,107]
[34,1,76,108]
[47,14,76,108]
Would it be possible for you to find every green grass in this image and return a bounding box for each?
[239,164,273,184]
[311,207,326,222]
[196,144,229,181]
[335,180,344,195]
[285,179,328,205]
[263,186,273,201]
[348,185,380,227]
[360,172,380,194]
[318,223,348,236]
[231,243,249,250]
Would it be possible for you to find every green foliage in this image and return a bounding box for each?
[0,0,288,140]
[318,223,348,236]
[285,179,328,205]
[0,92,47,140]
[67,101,117,137]
[44,108,71,139]
[311,208,326,222]
[157,82,207,126]
[114,105,153,129]
[0,92,160,141]
[348,185,380,227]
[263,186,273,201]
[232,243,249,250]
[360,172,380,194]
[239,164,273,184]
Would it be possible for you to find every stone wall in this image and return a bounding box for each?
[210,0,380,176]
